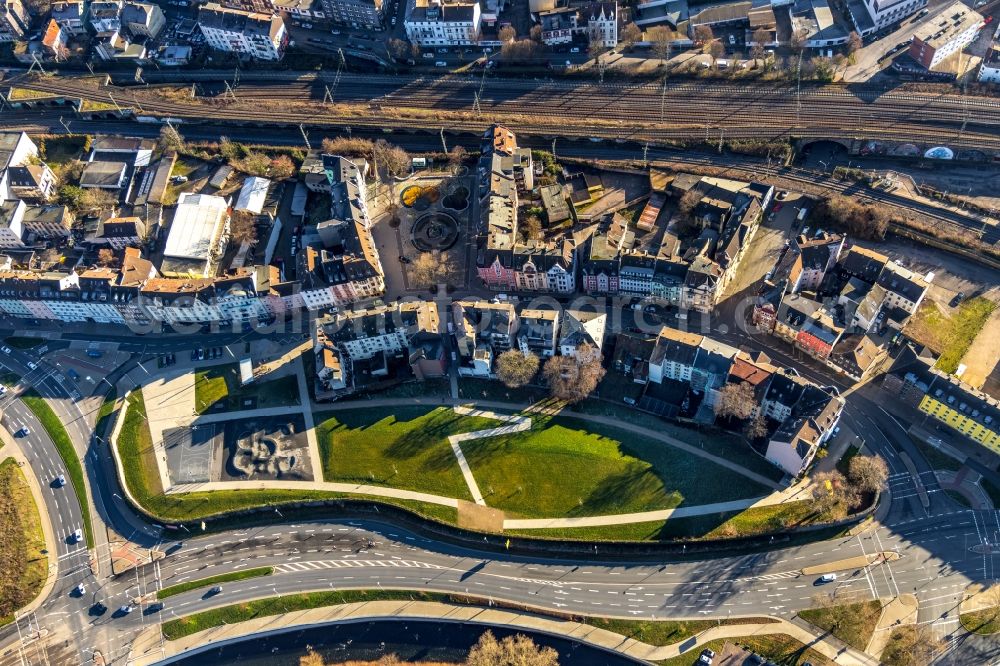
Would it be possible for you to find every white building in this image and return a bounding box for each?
[235,176,271,214]
[980,44,1000,83]
[198,2,287,61]
[0,131,40,201]
[849,0,926,35]
[909,3,983,72]
[405,0,481,47]
[584,1,618,49]
[162,193,230,277]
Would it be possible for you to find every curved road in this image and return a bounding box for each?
[0,327,995,665]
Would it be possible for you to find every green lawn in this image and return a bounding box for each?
[3,336,42,350]
[316,406,501,500]
[656,634,831,666]
[960,606,1000,635]
[39,135,89,166]
[799,600,882,651]
[584,617,775,646]
[905,297,997,374]
[194,365,300,414]
[157,567,273,599]
[118,392,457,524]
[464,415,770,519]
[457,378,548,404]
[908,435,963,472]
[836,445,860,476]
[21,391,93,548]
[0,458,48,627]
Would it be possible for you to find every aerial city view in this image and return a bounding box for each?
[0,0,999,663]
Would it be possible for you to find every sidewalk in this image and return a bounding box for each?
[128,599,879,666]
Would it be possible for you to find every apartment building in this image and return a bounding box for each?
[319,0,381,28]
[559,309,607,358]
[452,299,516,376]
[198,2,287,61]
[909,3,983,71]
[51,1,86,36]
[406,0,481,46]
[538,2,618,48]
[516,308,560,358]
[121,2,167,38]
[979,44,1000,83]
[324,301,440,361]
[848,0,926,36]
[0,0,28,42]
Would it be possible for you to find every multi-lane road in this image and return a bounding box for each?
[0,315,995,665]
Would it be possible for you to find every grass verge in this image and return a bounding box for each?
[3,337,41,350]
[21,391,93,548]
[157,567,273,600]
[960,606,1000,635]
[193,364,300,414]
[0,458,48,627]
[798,600,881,651]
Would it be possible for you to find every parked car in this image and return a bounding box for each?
[950,292,965,307]
[27,361,37,370]
[1,345,10,353]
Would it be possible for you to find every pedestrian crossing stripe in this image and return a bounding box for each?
[274,559,446,573]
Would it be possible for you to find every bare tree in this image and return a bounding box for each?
[157,125,185,152]
[268,155,296,180]
[812,470,859,518]
[80,188,117,215]
[521,214,543,241]
[229,209,258,246]
[715,381,757,420]
[529,25,542,43]
[708,39,725,66]
[880,625,943,666]
[693,25,714,47]
[677,188,702,220]
[387,38,410,61]
[373,139,411,179]
[410,42,422,60]
[409,250,458,286]
[647,26,673,64]
[466,631,559,666]
[745,414,769,440]
[499,25,516,44]
[542,344,606,403]
[846,31,863,64]
[621,23,642,51]
[750,28,770,66]
[97,248,115,266]
[588,37,608,64]
[496,350,540,388]
[847,455,888,494]
[447,145,468,172]
[790,28,808,53]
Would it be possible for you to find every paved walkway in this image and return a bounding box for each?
[128,599,878,666]
[866,594,918,658]
[448,406,531,506]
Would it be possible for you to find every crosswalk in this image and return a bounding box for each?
[274,559,446,574]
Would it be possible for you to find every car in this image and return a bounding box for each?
[985,15,994,24]
[302,22,312,29]
[1,346,10,353]
[171,175,188,184]
[0,384,5,395]
[119,604,133,614]
[776,190,788,200]
[398,255,411,264]
[331,29,341,34]
[391,16,396,25]
[700,648,716,660]
[570,47,580,53]
[817,573,838,584]
[75,583,86,595]
[144,602,164,614]
[71,529,83,543]
[950,292,965,307]
[26,361,37,370]
[55,474,65,487]
[422,52,434,58]
[832,426,841,437]
[19,426,29,437]
[728,34,735,45]
[208,586,223,595]
[435,61,448,66]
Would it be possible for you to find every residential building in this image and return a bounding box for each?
[7,165,56,202]
[51,1,86,36]
[89,216,146,249]
[41,19,66,58]
[0,132,41,202]
[517,308,560,357]
[583,1,618,48]
[89,0,123,32]
[405,0,481,46]
[848,0,926,36]
[324,301,439,361]
[80,161,128,190]
[274,0,327,21]
[559,309,607,358]
[121,2,166,38]
[452,299,516,376]
[883,346,1000,455]
[156,44,193,66]
[0,0,28,42]
[909,3,983,71]
[538,7,577,45]
[198,2,287,61]
[765,384,843,475]
[791,0,850,50]
[788,232,844,293]
[319,0,381,28]
[979,43,1000,83]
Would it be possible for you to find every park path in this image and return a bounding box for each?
[448,405,531,505]
[128,599,878,666]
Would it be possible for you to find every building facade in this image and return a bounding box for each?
[198,2,288,60]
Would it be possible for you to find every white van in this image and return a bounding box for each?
[435,61,448,67]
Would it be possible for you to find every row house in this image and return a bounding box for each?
[538,2,618,48]
[317,0,380,28]
[324,300,440,361]
[765,384,843,476]
[405,0,481,47]
[452,299,516,376]
[51,1,86,36]
[559,309,606,358]
[647,326,739,407]
[517,308,560,357]
[0,201,73,248]
[788,232,844,293]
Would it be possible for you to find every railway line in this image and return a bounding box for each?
[9,72,1000,151]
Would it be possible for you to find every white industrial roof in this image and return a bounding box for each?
[235,176,270,214]
[164,193,228,262]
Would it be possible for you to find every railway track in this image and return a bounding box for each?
[11,73,1000,151]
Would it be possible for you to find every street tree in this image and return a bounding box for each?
[750,28,770,65]
[708,39,725,66]
[466,631,559,666]
[542,344,606,403]
[410,42,422,60]
[529,25,542,43]
[880,625,942,666]
[409,250,459,287]
[499,25,516,43]
[847,31,863,64]
[790,28,808,53]
[847,455,889,494]
[387,38,410,61]
[588,37,608,64]
[811,470,859,518]
[373,140,411,179]
[715,381,757,420]
[621,23,642,51]
[496,350,540,388]
[647,26,673,64]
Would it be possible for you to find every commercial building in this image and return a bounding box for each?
[908,3,983,72]
[198,2,288,61]
[162,193,230,277]
[405,0,481,46]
